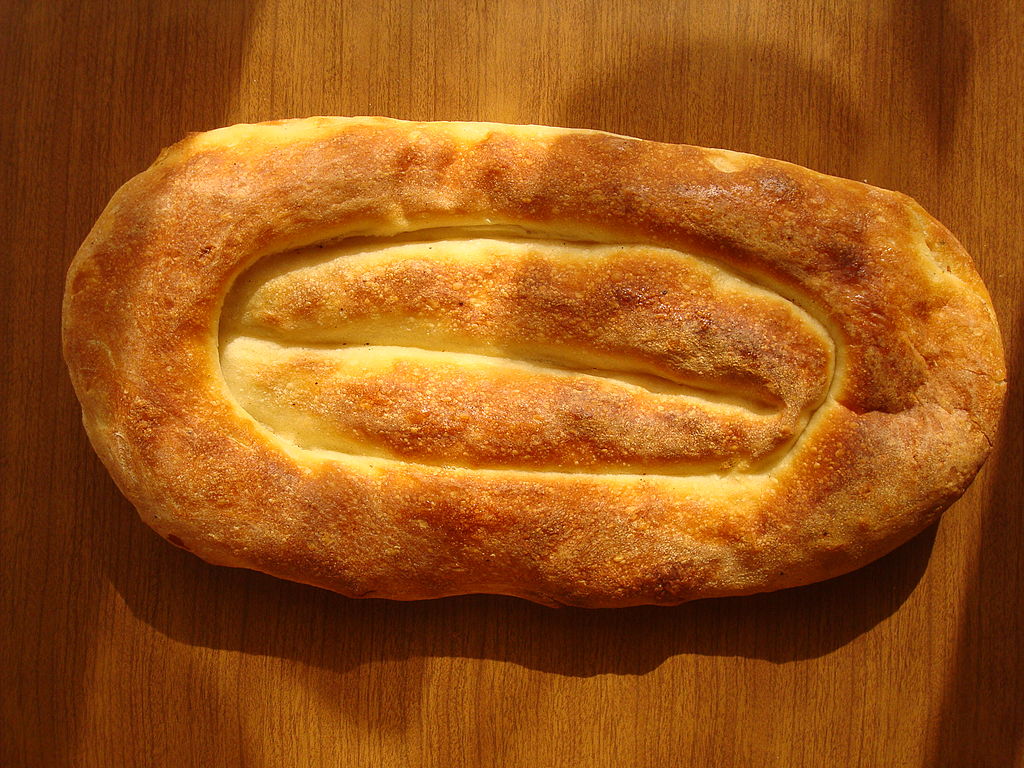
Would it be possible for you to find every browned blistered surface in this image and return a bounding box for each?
[62,117,1005,607]
[5,2,1023,767]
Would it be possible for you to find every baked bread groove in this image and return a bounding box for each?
[219,233,835,475]
[63,117,1006,606]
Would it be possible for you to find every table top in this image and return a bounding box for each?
[3,1,1021,766]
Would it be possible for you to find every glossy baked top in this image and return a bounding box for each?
[63,118,1006,606]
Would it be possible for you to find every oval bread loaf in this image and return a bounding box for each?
[62,117,1006,607]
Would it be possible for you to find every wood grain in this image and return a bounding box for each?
[2,1,1021,765]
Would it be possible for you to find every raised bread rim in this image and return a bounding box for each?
[62,117,1007,607]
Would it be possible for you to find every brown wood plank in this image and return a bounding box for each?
[3,1,1021,765]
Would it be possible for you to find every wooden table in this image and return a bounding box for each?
[4,1,1021,765]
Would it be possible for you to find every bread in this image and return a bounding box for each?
[62,117,1006,607]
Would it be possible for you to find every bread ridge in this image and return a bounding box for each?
[63,117,1006,607]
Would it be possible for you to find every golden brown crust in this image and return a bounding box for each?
[62,117,1006,606]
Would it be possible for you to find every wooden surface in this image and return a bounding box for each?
[3,1,1022,766]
